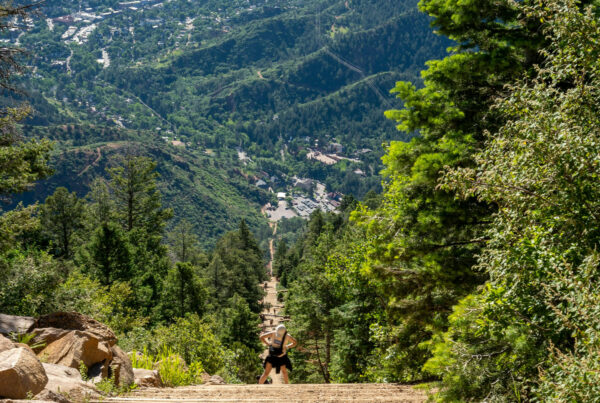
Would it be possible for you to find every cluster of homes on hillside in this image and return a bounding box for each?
[263,177,342,221]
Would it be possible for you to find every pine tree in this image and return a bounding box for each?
[40,187,85,258]
[81,222,131,285]
[108,154,172,234]
[350,0,574,380]
[221,293,260,352]
[86,178,115,226]
[161,262,207,319]
[207,253,228,304]
[168,220,201,263]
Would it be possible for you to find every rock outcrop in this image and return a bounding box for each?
[35,329,113,377]
[206,375,226,385]
[133,368,163,387]
[28,313,132,382]
[0,312,136,398]
[0,313,35,335]
[28,312,116,346]
[0,334,14,352]
[111,345,134,387]
[42,363,100,401]
[0,347,48,399]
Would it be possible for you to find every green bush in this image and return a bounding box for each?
[131,346,204,387]
[152,314,225,375]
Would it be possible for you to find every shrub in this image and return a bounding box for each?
[152,314,226,375]
[131,346,204,387]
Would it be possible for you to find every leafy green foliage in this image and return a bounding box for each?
[131,346,205,387]
[9,332,46,350]
[126,314,225,376]
[425,1,600,400]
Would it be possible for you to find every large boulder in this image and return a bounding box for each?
[30,328,71,352]
[34,388,72,403]
[0,334,14,353]
[28,312,116,346]
[42,363,99,401]
[0,314,35,336]
[111,345,134,387]
[0,347,48,399]
[35,330,112,377]
[133,368,163,387]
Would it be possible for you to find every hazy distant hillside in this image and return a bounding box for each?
[5,0,450,245]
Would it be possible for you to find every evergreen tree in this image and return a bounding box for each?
[272,239,289,279]
[212,224,265,312]
[81,222,131,285]
[40,187,85,258]
[161,262,207,319]
[168,220,202,264]
[220,293,261,352]
[108,154,172,234]
[207,254,229,304]
[349,0,580,380]
[86,178,115,226]
[107,154,172,318]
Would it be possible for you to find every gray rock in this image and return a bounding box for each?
[35,388,73,403]
[207,375,225,385]
[0,314,35,336]
[133,368,163,387]
[111,345,134,387]
[42,363,99,401]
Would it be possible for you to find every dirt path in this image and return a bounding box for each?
[259,221,285,383]
[102,383,426,402]
[78,147,102,176]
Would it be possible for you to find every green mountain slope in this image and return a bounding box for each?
[4,0,450,245]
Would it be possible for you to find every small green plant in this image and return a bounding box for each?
[130,347,154,370]
[130,346,204,386]
[9,332,46,350]
[155,346,204,387]
[95,377,118,395]
[79,362,89,381]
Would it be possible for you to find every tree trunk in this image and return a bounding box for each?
[180,268,185,316]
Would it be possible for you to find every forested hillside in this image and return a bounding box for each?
[273,0,600,401]
[5,0,600,400]
[1,0,450,246]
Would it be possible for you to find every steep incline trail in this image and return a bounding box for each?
[259,221,285,384]
[102,223,427,402]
